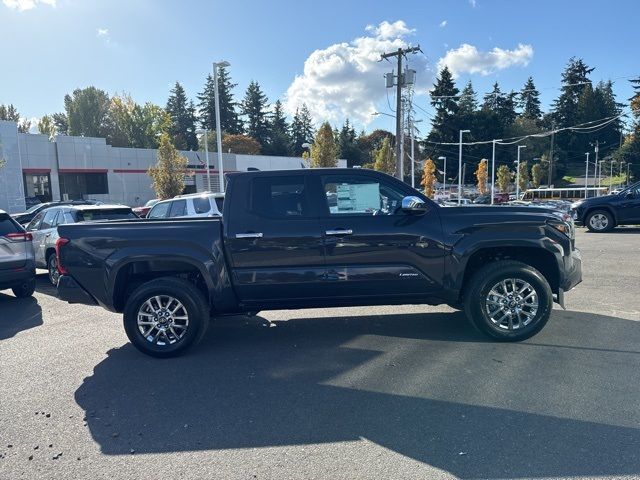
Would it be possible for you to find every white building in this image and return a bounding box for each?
[0,120,345,213]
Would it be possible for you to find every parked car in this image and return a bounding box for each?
[473,193,510,205]
[57,168,582,358]
[26,204,138,285]
[571,181,640,232]
[132,199,160,218]
[147,193,223,219]
[0,209,36,298]
[11,200,102,226]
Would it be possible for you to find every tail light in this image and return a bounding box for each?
[5,232,33,242]
[55,237,70,275]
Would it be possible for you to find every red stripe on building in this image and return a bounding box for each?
[112,168,238,174]
[58,168,109,173]
[113,169,148,173]
[23,168,51,174]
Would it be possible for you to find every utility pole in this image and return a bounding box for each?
[410,116,415,188]
[594,140,599,195]
[584,153,590,199]
[458,129,470,204]
[381,46,420,180]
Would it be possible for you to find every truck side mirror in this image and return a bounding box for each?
[401,196,428,213]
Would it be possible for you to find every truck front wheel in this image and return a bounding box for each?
[123,277,209,358]
[463,261,553,342]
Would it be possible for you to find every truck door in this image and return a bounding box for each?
[224,173,326,304]
[318,172,444,300]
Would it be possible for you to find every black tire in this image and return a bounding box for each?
[47,253,60,286]
[585,209,614,233]
[463,260,553,342]
[12,278,36,298]
[123,277,209,358]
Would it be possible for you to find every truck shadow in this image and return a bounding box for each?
[0,293,43,340]
[75,310,640,479]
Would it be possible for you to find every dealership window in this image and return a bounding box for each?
[23,172,52,204]
[59,172,108,200]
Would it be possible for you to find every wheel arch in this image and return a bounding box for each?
[584,206,617,226]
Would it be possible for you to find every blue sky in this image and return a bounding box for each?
[1,0,638,133]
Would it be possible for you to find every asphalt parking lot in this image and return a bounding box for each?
[1,228,639,480]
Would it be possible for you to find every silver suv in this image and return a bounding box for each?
[147,193,223,219]
[26,204,137,285]
[0,209,36,298]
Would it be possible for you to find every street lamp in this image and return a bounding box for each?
[195,129,210,191]
[458,129,470,205]
[490,139,502,205]
[438,156,447,198]
[516,145,526,199]
[213,60,230,193]
[371,111,395,119]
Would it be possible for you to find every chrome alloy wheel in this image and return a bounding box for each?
[48,255,60,286]
[589,213,609,231]
[137,295,189,346]
[485,278,539,331]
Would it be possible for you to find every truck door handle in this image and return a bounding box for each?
[235,232,263,239]
[325,229,353,236]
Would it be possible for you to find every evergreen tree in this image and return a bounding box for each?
[290,104,314,156]
[52,113,69,135]
[337,119,362,167]
[241,80,270,148]
[427,66,459,144]
[519,77,542,120]
[264,100,292,156]
[458,81,478,116]
[482,83,517,129]
[310,122,338,168]
[196,67,242,134]
[166,82,198,150]
[552,57,594,127]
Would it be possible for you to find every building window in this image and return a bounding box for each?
[59,172,108,200]
[23,172,52,205]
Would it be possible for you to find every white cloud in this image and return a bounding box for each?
[97,27,112,45]
[437,43,533,77]
[2,0,55,11]
[285,21,428,126]
[439,20,447,28]
[469,0,477,7]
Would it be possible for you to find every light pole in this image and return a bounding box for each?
[195,129,211,191]
[458,129,470,204]
[213,60,230,193]
[626,163,632,186]
[584,152,590,199]
[610,159,615,191]
[438,156,447,199]
[516,145,526,199]
[491,139,502,205]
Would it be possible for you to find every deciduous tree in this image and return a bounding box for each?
[421,158,437,198]
[372,137,395,175]
[148,133,189,199]
[37,115,56,139]
[475,159,489,194]
[518,160,530,192]
[531,162,545,187]
[310,122,338,168]
[496,164,513,192]
[62,87,111,138]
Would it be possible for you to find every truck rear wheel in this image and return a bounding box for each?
[123,277,209,358]
[463,261,552,342]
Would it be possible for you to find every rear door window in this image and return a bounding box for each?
[76,209,137,222]
[250,176,309,218]
[192,197,211,214]
[27,211,45,231]
[168,200,187,217]
[40,209,58,230]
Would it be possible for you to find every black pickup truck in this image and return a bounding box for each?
[56,168,582,357]
[570,181,640,232]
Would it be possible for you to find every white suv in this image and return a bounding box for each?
[147,193,223,219]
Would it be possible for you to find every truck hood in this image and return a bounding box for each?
[438,204,566,233]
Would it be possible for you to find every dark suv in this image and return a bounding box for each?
[0,209,36,298]
[571,181,640,232]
